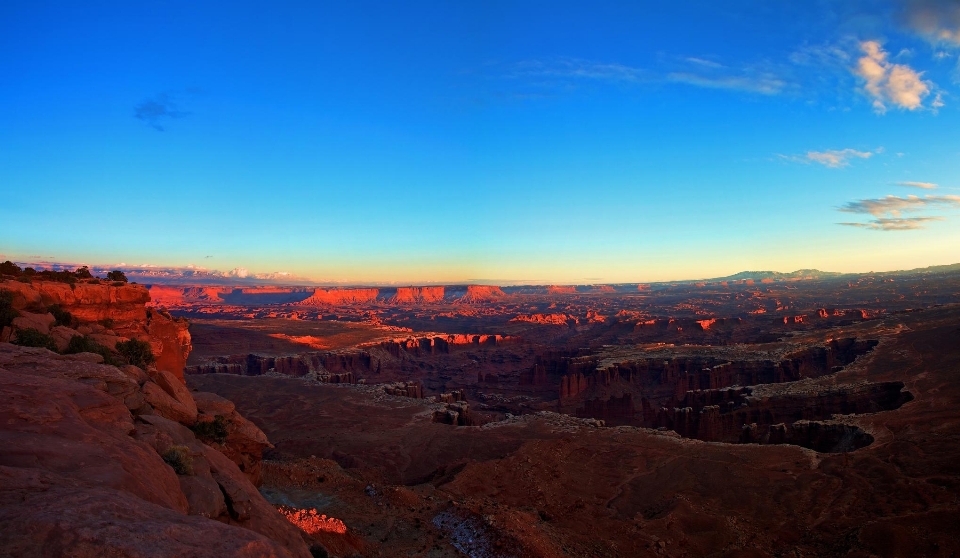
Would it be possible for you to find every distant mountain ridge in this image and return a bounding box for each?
[708,269,846,282]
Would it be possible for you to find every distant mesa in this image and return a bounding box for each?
[391,286,445,304]
[547,285,577,294]
[299,288,380,306]
[457,285,506,303]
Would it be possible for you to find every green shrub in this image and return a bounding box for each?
[0,290,19,329]
[161,445,193,475]
[116,338,155,368]
[12,328,58,351]
[36,270,77,284]
[0,261,22,276]
[22,267,36,276]
[106,270,128,283]
[74,266,93,279]
[65,335,123,366]
[48,304,76,328]
[191,415,229,445]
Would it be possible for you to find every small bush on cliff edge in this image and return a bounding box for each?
[116,338,155,368]
[0,290,19,329]
[12,328,58,351]
[0,261,22,277]
[191,415,229,445]
[161,445,193,475]
[65,335,123,366]
[48,304,76,328]
[106,270,128,283]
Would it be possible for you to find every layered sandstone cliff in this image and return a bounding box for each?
[1,279,192,380]
[391,286,445,303]
[299,287,380,305]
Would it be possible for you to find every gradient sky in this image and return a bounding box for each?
[2,1,959,284]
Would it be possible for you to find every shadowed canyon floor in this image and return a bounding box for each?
[173,269,960,557]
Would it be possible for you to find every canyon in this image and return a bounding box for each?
[2,266,960,556]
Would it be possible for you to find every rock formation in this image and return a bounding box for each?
[457,285,506,303]
[392,286,445,303]
[0,343,310,557]
[2,279,192,380]
[298,287,379,306]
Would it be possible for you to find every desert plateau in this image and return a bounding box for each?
[2,263,960,557]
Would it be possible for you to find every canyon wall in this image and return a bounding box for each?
[2,279,192,380]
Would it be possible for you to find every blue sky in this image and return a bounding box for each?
[2,1,959,284]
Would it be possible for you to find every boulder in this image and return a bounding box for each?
[49,325,81,352]
[194,391,237,415]
[143,381,199,425]
[11,311,56,335]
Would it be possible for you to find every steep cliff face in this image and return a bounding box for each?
[392,286,445,303]
[3,279,150,325]
[147,308,194,377]
[299,287,380,305]
[2,279,191,380]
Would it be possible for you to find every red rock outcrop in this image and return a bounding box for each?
[511,313,577,326]
[0,343,310,557]
[298,287,379,305]
[2,279,192,379]
[383,380,424,399]
[392,286,445,303]
[150,285,225,306]
[458,285,505,303]
[147,307,193,377]
[547,285,577,294]
[2,279,151,325]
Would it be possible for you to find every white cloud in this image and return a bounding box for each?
[228,267,249,278]
[778,147,879,168]
[854,41,934,112]
[897,181,938,189]
[808,148,875,168]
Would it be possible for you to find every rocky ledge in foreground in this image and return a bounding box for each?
[0,342,311,557]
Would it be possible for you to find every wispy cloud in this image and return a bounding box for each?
[854,41,935,113]
[508,58,648,83]
[134,93,189,131]
[897,181,938,189]
[666,72,785,95]
[503,56,787,95]
[901,0,960,46]
[778,147,880,168]
[838,216,945,230]
[837,193,960,231]
[839,194,960,217]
